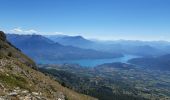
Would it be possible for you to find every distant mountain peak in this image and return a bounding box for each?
[45,34,93,48]
[72,35,83,38]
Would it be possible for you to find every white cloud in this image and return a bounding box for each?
[25,29,37,33]
[8,27,67,36]
[10,27,38,34]
[55,32,64,35]
[11,27,23,33]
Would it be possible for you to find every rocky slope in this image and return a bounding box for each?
[0,31,97,100]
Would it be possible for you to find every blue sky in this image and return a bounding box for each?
[0,0,170,41]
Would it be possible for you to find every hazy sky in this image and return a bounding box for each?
[0,0,170,41]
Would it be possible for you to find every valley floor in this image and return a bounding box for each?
[39,63,170,100]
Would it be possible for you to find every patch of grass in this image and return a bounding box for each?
[0,74,28,89]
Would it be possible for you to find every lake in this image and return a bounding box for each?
[37,55,139,67]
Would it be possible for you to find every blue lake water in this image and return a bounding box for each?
[38,55,139,67]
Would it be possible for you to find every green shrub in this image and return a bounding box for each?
[8,52,12,57]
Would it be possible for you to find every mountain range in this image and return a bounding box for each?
[7,34,122,63]
[45,35,93,47]
[45,34,170,57]
[7,33,170,66]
